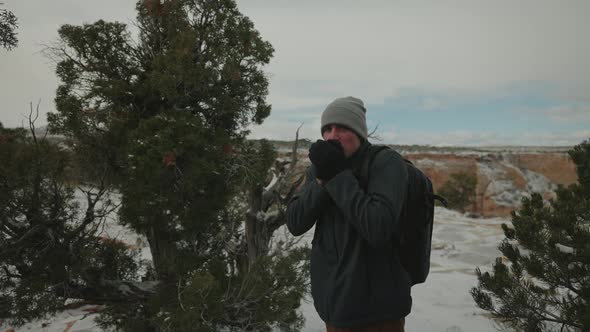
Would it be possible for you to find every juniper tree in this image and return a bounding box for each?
[0,2,18,50]
[0,113,141,326]
[220,136,309,331]
[45,0,308,330]
[438,171,477,213]
[471,139,590,332]
[122,136,310,332]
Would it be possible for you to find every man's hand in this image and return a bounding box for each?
[308,139,348,181]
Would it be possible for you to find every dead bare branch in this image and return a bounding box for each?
[367,123,382,141]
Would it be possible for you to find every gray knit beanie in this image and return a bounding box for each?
[321,96,368,139]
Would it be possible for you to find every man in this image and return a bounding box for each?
[287,96,410,332]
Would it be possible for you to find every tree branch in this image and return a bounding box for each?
[63,279,159,304]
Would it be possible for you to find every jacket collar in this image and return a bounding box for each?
[347,140,371,170]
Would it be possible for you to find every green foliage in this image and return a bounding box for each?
[239,139,278,189]
[119,111,232,281]
[142,245,310,332]
[44,0,309,331]
[0,4,18,50]
[438,171,477,212]
[471,139,590,332]
[0,126,140,326]
[569,140,590,194]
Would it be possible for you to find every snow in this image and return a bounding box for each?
[476,158,558,210]
[0,305,104,332]
[555,243,575,254]
[1,209,510,332]
[477,160,528,207]
[480,165,522,207]
[264,173,279,192]
[523,169,557,194]
[413,159,448,169]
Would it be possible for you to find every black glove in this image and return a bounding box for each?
[308,139,348,181]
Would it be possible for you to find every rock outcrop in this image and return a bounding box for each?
[282,144,577,218]
[405,151,577,217]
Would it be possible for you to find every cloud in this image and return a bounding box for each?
[544,106,590,124]
[3,0,588,147]
[248,118,590,146]
[248,117,323,142]
[243,0,590,111]
[375,129,590,147]
[0,0,137,127]
[419,98,445,111]
[266,93,326,114]
[510,104,590,124]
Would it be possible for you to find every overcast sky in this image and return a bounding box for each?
[1,0,589,146]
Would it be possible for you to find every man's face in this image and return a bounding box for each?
[322,124,361,158]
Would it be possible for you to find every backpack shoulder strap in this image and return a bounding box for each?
[432,193,449,207]
[358,146,449,207]
[359,145,390,190]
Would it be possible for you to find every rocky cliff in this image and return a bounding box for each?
[281,143,577,218]
[405,150,577,217]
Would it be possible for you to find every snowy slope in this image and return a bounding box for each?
[1,208,508,332]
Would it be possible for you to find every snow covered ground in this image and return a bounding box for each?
[1,208,509,332]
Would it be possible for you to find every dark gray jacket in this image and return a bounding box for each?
[287,142,411,328]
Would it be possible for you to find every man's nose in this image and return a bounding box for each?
[325,131,338,140]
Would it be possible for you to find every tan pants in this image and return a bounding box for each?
[326,319,405,332]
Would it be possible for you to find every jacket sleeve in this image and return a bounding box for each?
[323,150,408,248]
[286,166,331,236]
